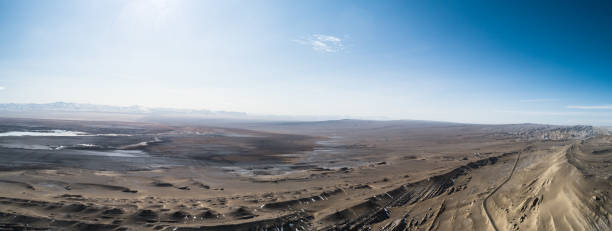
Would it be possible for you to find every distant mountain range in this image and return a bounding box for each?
[2,103,609,129]
[0,102,246,116]
[0,102,352,122]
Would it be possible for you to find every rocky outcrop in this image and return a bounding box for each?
[513,125,597,141]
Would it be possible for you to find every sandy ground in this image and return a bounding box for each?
[0,118,609,230]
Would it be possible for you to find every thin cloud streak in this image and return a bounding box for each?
[567,105,612,109]
[519,98,557,103]
[496,110,594,116]
[294,34,344,53]
[0,86,5,90]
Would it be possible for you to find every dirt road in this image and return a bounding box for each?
[483,151,521,231]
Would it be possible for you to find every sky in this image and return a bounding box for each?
[0,0,611,125]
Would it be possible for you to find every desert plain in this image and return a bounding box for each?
[0,117,609,231]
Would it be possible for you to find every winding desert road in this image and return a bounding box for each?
[483,151,522,231]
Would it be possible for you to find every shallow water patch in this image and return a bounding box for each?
[0,130,89,137]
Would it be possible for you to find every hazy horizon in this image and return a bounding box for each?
[1,0,612,125]
[2,101,612,128]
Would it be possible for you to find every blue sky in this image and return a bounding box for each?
[0,0,611,125]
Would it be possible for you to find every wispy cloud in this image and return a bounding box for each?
[519,98,557,103]
[567,105,612,109]
[496,110,592,116]
[294,34,344,53]
[0,86,5,90]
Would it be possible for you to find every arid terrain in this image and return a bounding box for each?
[0,117,609,230]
